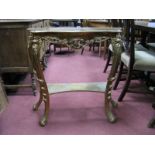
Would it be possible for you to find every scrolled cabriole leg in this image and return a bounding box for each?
[111,99,118,108]
[40,116,48,127]
[104,38,123,123]
[41,54,47,70]
[105,77,117,123]
[39,94,50,127]
[31,72,36,96]
[33,95,43,111]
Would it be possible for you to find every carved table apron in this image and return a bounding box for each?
[28,27,122,126]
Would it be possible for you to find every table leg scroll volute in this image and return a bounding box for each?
[28,37,51,127]
[33,82,50,127]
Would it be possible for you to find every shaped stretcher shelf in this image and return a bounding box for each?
[47,82,107,94]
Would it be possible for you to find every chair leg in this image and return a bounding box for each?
[103,41,108,60]
[89,44,92,51]
[99,42,102,57]
[93,44,95,51]
[118,67,133,101]
[148,103,155,128]
[81,47,84,55]
[54,45,56,54]
[113,61,124,90]
[145,72,151,87]
[103,49,112,73]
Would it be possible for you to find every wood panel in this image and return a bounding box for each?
[0,28,29,68]
[0,19,50,94]
[0,76,8,112]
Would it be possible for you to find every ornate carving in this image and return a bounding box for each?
[28,32,123,127]
[104,38,123,123]
[31,73,36,96]
[28,37,50,126]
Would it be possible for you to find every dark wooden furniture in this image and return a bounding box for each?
[0,20,50,95]
[148,103,155,128]
[28,27,122,126]
[135,21,155,128]
[103,20,124,73]
[0,76,8,112]
[114,20,155,101]
[135,21,155,46]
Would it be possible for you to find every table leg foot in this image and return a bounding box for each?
[106,111,117,123]
[111,99,118,108]
[39,116,48,127]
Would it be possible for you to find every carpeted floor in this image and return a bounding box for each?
[0,48,155,135]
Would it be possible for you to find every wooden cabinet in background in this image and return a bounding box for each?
[0,20,51,95]
[0,76,8,112]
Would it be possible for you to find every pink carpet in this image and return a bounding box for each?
[0,48,155,134]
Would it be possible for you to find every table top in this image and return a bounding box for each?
[51,19,76,22]
[87,19,109,23]
[28,27,122,34]
[0,19,43,23]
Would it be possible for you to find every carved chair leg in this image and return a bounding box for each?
[39,96,50,127]
[113,61,124,90]
[103,49,112,73]
[81,47,84,55]
[118,68,132,101]
[54,45,56,54]
[93,43,95,51]
[31,73,36,96]
[103,41,108,60]
[99,42,102,57]
[89,44,92,51]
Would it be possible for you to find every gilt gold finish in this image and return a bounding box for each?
[28,27,122,127]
